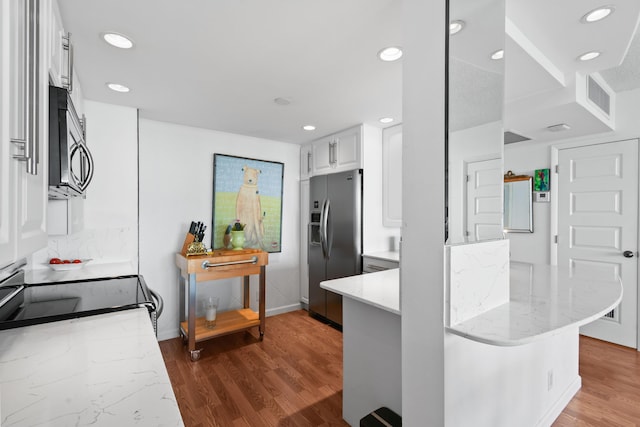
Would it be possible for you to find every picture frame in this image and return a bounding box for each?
[534,168,550,192]
[212,154,284,253]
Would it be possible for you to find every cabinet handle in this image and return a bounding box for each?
[307,151,312,173]
[13,0,40,175]
[330,140,338,166]
[62,32,73,93]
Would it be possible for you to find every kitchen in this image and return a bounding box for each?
[1,0,639,426]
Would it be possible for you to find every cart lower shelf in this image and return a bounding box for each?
[180,308,261,342]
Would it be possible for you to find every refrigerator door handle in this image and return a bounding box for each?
[320,199,328,259]
[325,199,332,259]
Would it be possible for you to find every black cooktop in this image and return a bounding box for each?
[0,274,155,330]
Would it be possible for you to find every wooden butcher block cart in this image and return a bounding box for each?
[175,249,268,361]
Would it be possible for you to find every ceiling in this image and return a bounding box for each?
[57,0,640,145]
[56,0,402,144]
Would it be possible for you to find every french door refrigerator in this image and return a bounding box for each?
[308,169,363,326]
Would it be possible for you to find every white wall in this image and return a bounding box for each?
[401,0,446,423]
[138,119,301,340]
[504,87,640,265]
[30,101,139,272]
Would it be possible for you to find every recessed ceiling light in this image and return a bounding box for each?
[302,125,316,131]
[449,20,465,35]
[378,46,403,62]
[379,117,394,124]
[578,51,601,61]
[106,82,130,93]
[102,32,134,49]
[581,6,615,23]
[490,49,504,60]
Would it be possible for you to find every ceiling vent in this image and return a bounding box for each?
[504,131,531,144]
[587,76,611,116]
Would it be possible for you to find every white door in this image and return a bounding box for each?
[466,158,503,242]
[557,139,638,348]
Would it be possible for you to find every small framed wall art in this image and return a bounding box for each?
[534,168,550,192]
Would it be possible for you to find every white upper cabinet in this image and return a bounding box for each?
[300,143,313,180]
[311,124,363,176]
[1,0,50,267]
[47,0,64,87]
[382,124,402,227]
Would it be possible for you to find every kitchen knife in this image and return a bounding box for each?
[189,221,196,234]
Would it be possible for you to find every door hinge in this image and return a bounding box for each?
[554,235,558,244]
[555,165,559,174]
[466,175,470,183]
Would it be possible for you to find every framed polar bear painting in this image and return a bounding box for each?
[212,154,284,253]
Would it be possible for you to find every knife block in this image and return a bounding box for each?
[181,233,196,256]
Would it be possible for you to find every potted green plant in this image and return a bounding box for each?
[230,220,246,250]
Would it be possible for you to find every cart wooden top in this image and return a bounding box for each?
[176,249,268,280]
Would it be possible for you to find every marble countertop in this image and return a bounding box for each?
[446,262,623,346]
[0,308,184,426]
[321,268,400,315]
[25,261,137,284]
[362,251,400,262]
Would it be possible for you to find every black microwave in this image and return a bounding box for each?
[48,85,94,199]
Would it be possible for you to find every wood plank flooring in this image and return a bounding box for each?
[160,310,348,427]
[553,336,640,427]
[161,310,640,426]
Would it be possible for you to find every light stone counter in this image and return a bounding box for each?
[0,308,183,426]
[321,268,399,315]
[446,262,623,346]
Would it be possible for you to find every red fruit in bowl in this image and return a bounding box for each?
[63,260,71,264]
[49,258,62,264]
[72,259,82,263]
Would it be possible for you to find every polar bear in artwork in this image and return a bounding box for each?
[236,166,265,248]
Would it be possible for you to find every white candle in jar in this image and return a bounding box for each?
[206,306,217,321]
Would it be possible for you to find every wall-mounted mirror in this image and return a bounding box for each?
[447,0,506,244]
[503,171,532,233]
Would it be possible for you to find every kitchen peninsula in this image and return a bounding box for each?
[322,249,622,426]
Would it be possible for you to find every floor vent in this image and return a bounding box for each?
[602,308,618,322]
[588,76,611,116]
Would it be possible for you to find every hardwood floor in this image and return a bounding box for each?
[553,336,640,427]
[161,310,640,426]
[160,310,348,427]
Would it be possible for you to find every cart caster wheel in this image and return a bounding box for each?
[259,331,264,341]
[189,349,202,362]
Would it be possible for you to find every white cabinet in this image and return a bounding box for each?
[311,125,363,175]
[300,180,310,304]
[300,143,313,180]
[362,255,399,273]
[382,124,402,227]
[0,0,48,267]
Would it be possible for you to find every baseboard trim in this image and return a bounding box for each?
[266,303,302,317]
[537,375,582,427]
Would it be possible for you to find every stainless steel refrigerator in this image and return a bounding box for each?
[308,169,363,326]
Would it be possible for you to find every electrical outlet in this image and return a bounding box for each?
[547,370,554,391]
